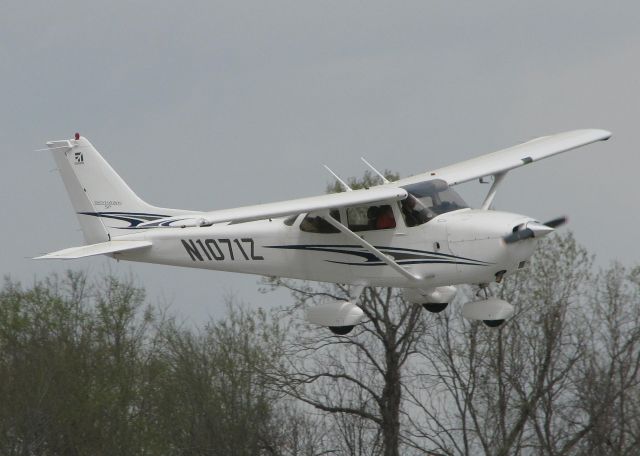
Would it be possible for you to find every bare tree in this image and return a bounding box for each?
[403,233,640,456]
[572,263,640,455]
[264,280,431,456]
[261,167,432,456]
[263,220,640,456]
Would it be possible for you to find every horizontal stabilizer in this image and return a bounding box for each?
[35,240,152,260]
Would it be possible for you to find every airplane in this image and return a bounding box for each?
[36,129,611,334]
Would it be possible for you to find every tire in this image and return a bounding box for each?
[422,302,448,313]
[483,319,505,328]
[329,325,355,335]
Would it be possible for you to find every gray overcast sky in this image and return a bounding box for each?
[2,1,638,322]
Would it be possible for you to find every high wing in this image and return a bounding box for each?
[139,129,609,228]
[137,186,408,228]
[397,129,611,187]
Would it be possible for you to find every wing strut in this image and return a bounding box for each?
[323,165,353,192]
[360,157,390,184]
[320,212,422,282]
[480,172,506,210]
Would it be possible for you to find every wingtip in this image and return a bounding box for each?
[568,129,612,144]
[585,128,612,141]
[33,252,63,260]
[600,129,613,141]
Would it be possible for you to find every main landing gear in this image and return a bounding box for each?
[329,325,355,335]
[461,284,514,328]
[422,302,449,313]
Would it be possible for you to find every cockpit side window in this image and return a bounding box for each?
[400,180,468,227]
[346,204,396,232]
[400,196,431,227]
[300,209,341,233]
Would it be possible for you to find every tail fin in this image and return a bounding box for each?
[46,134,192,244]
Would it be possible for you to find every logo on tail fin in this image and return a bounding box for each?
[74,152,84,164]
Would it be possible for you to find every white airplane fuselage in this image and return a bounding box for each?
[115,208,537,289]
[38,130,611,331]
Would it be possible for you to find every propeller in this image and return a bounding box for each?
[543,216,568,229]
[503,216,568,244]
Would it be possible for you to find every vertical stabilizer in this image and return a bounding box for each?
[46,135,192,244]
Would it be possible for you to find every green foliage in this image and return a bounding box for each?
[150,304,284,455]
[326,169,400,193]
[0,271,151,455]
[0,273,286,456]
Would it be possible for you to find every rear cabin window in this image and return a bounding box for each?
[347,204,396,232]
[300,209,341,233]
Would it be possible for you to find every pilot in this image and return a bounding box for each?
[401,197,429,226]
[376,205,396,229]
[433,201,456,214]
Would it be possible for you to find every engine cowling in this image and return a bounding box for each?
[306,301,365,334]
[402,286,457,313]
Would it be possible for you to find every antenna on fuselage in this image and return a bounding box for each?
[360,157,391,184]
[323,165,353,192]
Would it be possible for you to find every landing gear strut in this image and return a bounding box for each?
[477,285,506,328]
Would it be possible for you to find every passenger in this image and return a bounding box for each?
[367,206,380,229]
[376,205,396,229]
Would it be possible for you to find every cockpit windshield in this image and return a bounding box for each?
[399,179,468,227]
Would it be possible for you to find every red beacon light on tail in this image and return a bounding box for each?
[74,133,80,140]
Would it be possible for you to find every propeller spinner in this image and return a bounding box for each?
[503,217,568,244]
